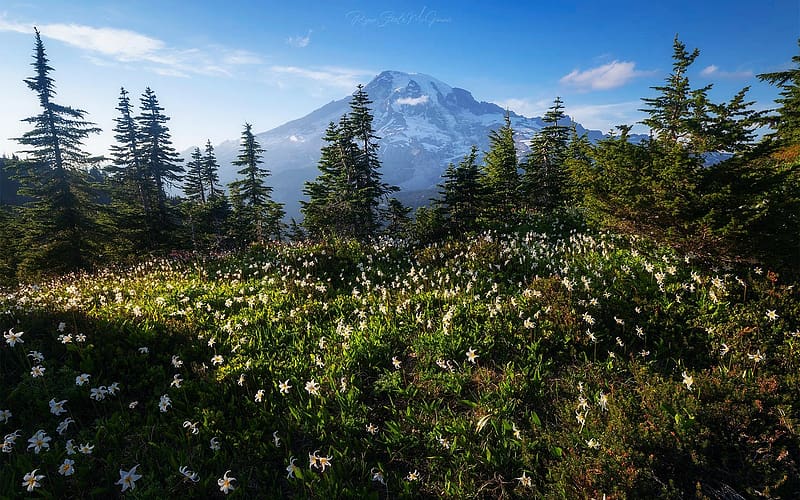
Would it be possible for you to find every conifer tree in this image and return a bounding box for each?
[758,39,800,149]
[481,113,519,224]
[228,123,284,243]
[523,97,571,210]
[183,147,206,203]
[437,145,484,233]
[136,87,183,233]
[385,198,411,237]
[11,28,104,275]
[202,140,222,199]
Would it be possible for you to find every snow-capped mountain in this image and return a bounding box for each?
[210,70,605,218]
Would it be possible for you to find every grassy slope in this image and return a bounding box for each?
[1,221,799,498]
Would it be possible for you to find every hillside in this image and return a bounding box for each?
[2,217,798,498]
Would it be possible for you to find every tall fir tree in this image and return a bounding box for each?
[183,147,206,204]
[11,28,104,275]
[202,139,222,199]
[436,145,484,233]
[481,113,519,224]
[228,123,284,243]
[523,97,571,210]
[136,87,183,235]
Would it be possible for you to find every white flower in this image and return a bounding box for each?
[171,355,183,368]
[49,398,67,416]
[138,347,149,355]
[107,382,120,396]
[75,373,90,386]
[391,356,402,369]
[116,464,142,492]
[237,373,246,386]
[0,409,11,424]
[598,392,608,411]
[30,365,45,378]
[466,347,478,364]
[286,456,300,479]
[22,469,44,492]
[4,328,23,347]
[516,471,532,487]
[179,465,199,483]
[79,442,94,454]
[406,469,420,481]
[366,423,378,435]
[305,379,320,396]
[255,389,265,402]
[183,421,199,435]
[748,350,766,363]
[211,354,224,366]
[58,458,75,476]
[90,386,108,401]
[170,374,183,388]
[27,429,51,453]
[279,379,292,394]
[719,343,730,356]
[273,430,281,447]
[586,438,601,449]
[218,470,236,494]
[76,333,86,342]
[65,439,76,455]
[512,423,522,440]
[57,322,66,332]
[28,350,44,363]
[766,310,779,321]
[159,394,172,412]
[210,437,221,451]
[56,417,75,435]
[682,371,694,390]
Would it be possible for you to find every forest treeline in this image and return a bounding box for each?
[0,31,798,286]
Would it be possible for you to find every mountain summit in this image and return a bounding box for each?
[211,70,603,218]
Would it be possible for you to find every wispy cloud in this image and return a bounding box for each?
[269,65,375,90]
[567,101,644,132]
[287,30,312,48]
[560,60,653,91]
[396,95,429,106]
[495,97,553,118]
[700,64,753,79]
[0,15,262,78]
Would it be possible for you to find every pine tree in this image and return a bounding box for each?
[436,145,484,233]
[136,87,183,233]
[385,198,411,237]
[228,123,283,243]
[202,140,222,199]
[481,113,519,224]
[523,97,571,210]
[11,28,104,275]
[183,147,206,203]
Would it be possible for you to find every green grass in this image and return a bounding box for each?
[1,220,799,498]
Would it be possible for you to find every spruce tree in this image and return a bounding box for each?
[228,123,283,243]
[523,97,570,210]
[183,147,206,203]
[12,28,104,275]
[136,87,183,233]
[202,140,222,199]
[481,113,519,224]
[436,145,484,233]
[758,39,800,149]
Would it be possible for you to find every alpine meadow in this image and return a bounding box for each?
[1,3,800,499]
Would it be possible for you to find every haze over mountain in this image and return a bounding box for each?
[208,70,607,218]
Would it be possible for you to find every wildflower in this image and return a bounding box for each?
[766,310,779,322]
[255,389,265,402]
[305,379,320,396]
[682,371,694,390]
[49,398,67,416]
[218,470,236,494]
[128,401,138,409]
[273,430,281,447]
[159,394,172,412]
[438,436,450,449]
[209,437,221,451]
[237,373,246,386]
[340,376,348,392]
[59,333,73,344]
[116,464,142,492]
[577,395,589,411]
[30,365,45,378]
[22,469,44,492]
[598,392,608,411]
[211,354,224,366]
[65,439,76,455]
[183,421,199,435]
[586,438,601,449]
[466,347,479,364]
[366,423,378,435]
[3,430,20,453]
[523,317,535,329]
[79,443,94,454]
[406,469,420,481]
[0,409,11,424]
[754,266,763,275]
[171,374,183,388]
[582,312,595,325]
[28,350,44,363]
[279,379,292,394]
[138,347,148,355]
[179,465,199,483]
[90,387,107,401]
[107,382,120,396]
[391,356,402,370]
[748,350,766,363]
[286,456,300,479]
[27,429,51,453]
[371,467,386,485]
[58,322,66,332]
[58,458,75,476]
[4,328,23,347]
[57,417,75,435]
[171,355,183,368]
[576,411,586,430]
[516,471,532,487]
[512,423,522,440]
[76,333,86,342]
[719,343,730,356]
[75,373,90,386]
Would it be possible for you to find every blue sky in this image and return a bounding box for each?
[0,0,797,156]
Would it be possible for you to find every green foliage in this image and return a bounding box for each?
[523,97,571,210]
[481,114,519,225]
[436,145,484,234]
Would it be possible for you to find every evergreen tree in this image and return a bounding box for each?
[183,147,206,203]
[523,97,571,210]
[202,140,222,199]
[436,145,484,233]
[228,123,283,243]
[385,198,411,237]
[136,87,183,233]
[11,28,104,275]
[481,113,519,224]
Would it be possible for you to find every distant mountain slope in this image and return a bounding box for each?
[208,70,608,218]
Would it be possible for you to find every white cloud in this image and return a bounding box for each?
[269,65,374,90]
[567,101,645,133]
[495,97,553,118]
[287,30,312,48]
[396,95,429,105]
[560,60,650,91]
[700,64,753,79]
